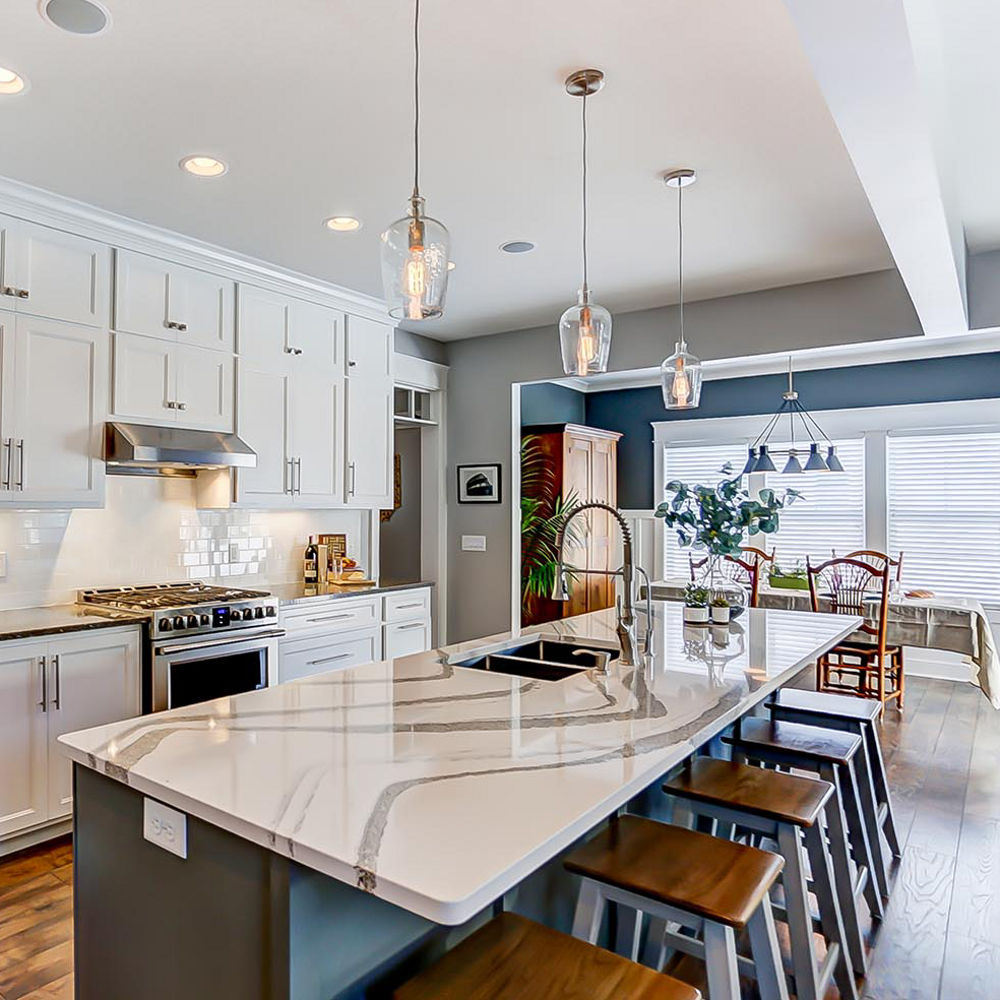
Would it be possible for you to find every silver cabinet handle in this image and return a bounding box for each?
[305,612,355,624]
[176,402,187,411]
[165,400,187,411]
[283,346,303,356]
[285,458,293,495]
[395,621,425,632]
[308,652,353,666]
[52,654,61,710]
[38,656,47,712]
[294,457,302,494]
[16,438,24,490]
[165,320,177,330]
[348,461,356,496]
[347,359,357,368]
[177,322,187,332]
[1,437,10,490]
[1,286,15,297]
[395,601,424,611]
[16,288,28,299]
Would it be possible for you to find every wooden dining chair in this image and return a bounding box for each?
[843,550,903,584]
[806,557,904,710]
[690,552,763,608]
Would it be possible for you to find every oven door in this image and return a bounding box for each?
[152,628,284,712]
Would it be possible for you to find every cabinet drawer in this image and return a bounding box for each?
[383,620,431,659]
[384,588,431,623]
[281,597,379,636]
[279,626,380,683]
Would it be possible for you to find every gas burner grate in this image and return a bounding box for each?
[79,582,271,611]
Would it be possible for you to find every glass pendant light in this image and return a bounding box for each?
[661,169,703,409]
[380,0,450,321]
[559,69,612,376]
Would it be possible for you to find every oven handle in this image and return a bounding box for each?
[155,629,286,656]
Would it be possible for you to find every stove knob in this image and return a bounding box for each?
[230,609,243,622]
[173,615,186,629]
[187,615,199,628]
[254,607,264,619]
[159,618,172,631]
[265,606,276,617]
[200,614,210,626]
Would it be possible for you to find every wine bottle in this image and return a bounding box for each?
[304,535,318,584]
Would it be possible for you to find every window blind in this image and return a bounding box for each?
[887,432,1000,605]
[763,437,866,572]
[662,443,746,578]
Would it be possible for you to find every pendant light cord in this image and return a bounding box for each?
[581,90,589,297]
[677,181,685,349]
[412,0,421,200]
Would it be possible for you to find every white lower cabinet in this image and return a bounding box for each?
[383,619,431,659]
[279,626,381,684]
[0,627,141,841]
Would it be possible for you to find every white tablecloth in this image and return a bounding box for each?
[647,579,1000,709]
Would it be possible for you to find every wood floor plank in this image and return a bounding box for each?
[0,939,73,1000]
[0,874,61,908]
[15,972,73,1000]
[949,814,1000,947]
[939,934,1000,998]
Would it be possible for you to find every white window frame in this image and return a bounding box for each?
[652,398,1000,603]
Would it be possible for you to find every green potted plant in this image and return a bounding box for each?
[683,583,710,624]
[769,561,810,591]
[710,594,731,625]
[656,464,800,607]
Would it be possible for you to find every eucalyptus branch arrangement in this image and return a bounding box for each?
[655,464,800,558]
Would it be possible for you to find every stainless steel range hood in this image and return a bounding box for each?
[104,422,257,477]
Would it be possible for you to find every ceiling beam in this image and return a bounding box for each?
[782,0,968,337]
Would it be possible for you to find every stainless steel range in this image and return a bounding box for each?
[80,583,284,712]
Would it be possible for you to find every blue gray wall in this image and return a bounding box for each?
[586,351,1000,509]
[520,383,586,426]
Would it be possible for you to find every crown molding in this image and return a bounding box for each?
[0,175,391,324]
[543,327,1000,394]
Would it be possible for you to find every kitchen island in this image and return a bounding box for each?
[60,603,859,999]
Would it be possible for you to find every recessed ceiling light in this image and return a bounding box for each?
[499,240,535,254]
[0,67,27,95]
[324,216,362,232]
[180,155,228,178]
[39,0,111,35]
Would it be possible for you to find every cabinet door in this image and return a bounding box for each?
[345,314,392,378]
[0,216,17,304]
[114,250,172,339]
[587,437,617,611]
[174,343,234,431]
[344,318,393,506]
[384,620,431,659]
[46,629,141,820]
[237,284,289,366]
[563,435,592,617]
[279,626,380,683]
[290,370,343,505]
[14,317,106,505]
[289,298,342,369]
[12,220,110,327]
[236,363,291,505]
[169,262,234,352]
[0,312,15,490]
[0,642,50,838]
[112,331,175,423]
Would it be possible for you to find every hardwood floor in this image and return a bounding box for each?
[0,676,997,999]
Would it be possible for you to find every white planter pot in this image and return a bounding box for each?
[711,606,731,625]
[684,605,709,624]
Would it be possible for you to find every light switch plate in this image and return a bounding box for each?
[462,535,487,552]
[143,797,188,859]
[0,552,7,578]
[228,542,240,563]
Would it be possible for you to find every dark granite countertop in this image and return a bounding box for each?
[270,580,434,607]
[0,605,148,642]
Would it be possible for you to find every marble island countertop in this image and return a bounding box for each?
[58,604,859,925]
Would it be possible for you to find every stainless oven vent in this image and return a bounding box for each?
[104,422,257,477]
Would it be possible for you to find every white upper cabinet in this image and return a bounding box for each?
[13,317,107,505]
[345,315,393,506]
[237,284,342,370]
[174,342,234,431]
[115,249,234,351]
[290,369,343,504]
[0,215,110,328]
[236,364,291,504]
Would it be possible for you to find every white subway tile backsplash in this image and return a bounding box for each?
[0,477,368,610]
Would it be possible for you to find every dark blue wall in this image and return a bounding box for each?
[520,383,586,426]
[585,352,1000,509]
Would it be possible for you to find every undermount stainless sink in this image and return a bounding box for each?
[453,639,620,682]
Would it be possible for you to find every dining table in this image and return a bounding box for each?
[647,578,1000,708]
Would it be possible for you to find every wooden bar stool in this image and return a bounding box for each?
[394,912,701,1000]
[564,815,789,1000]
[726,718,886,923]
[664,757,862,1000]
[770,687,902,860]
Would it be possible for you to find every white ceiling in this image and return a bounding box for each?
[0,0,896,339]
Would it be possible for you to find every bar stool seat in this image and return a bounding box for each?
[665,758,862,1000]
[393,912,700,1000]
[565,816,789,1000]
[770,688,902,859]
[726,718,887,921]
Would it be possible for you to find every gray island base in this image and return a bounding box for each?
[65,604,860,999]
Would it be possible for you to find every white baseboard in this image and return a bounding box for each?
[0,819,72,857]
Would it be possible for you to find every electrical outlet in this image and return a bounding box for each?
[228,542,240,563]
[462,535,487,552]
[0,552,7,578]
[143,798,187,859]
